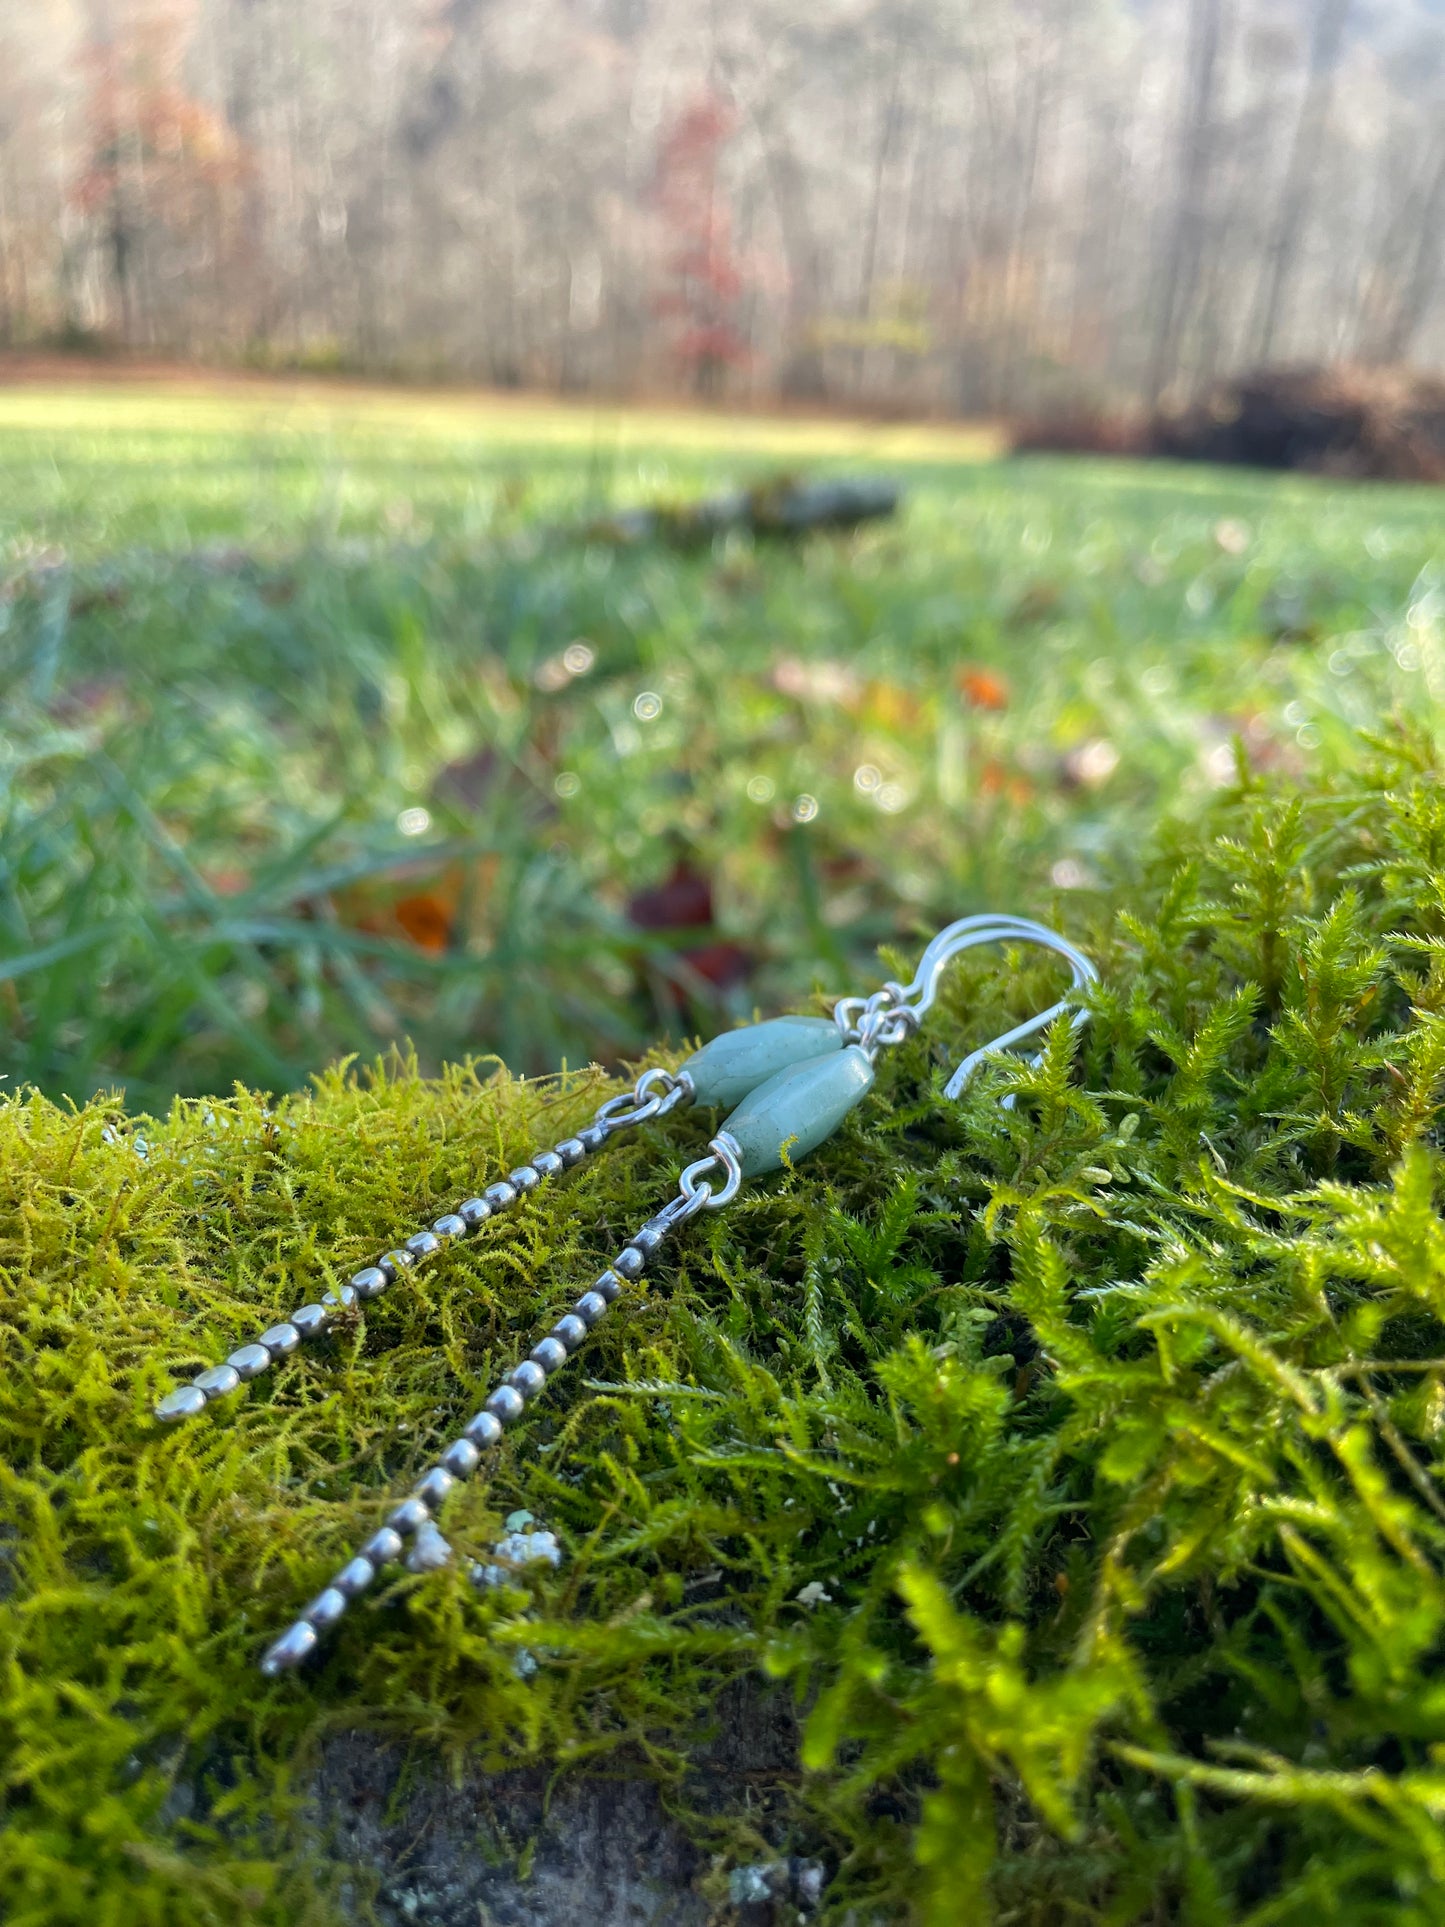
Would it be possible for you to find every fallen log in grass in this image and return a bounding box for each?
[583,474,900,545]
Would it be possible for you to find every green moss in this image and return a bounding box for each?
[10,731,1445,1922]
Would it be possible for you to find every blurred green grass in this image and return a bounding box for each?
[1,379,1442,1105]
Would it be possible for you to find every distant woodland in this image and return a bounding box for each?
[2,0,1443,411]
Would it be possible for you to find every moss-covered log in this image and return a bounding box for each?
[583,476,900,546]
[9,733,1445,1923]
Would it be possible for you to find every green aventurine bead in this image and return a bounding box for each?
[680,1015,842,1110]
[722,1044,875,1179]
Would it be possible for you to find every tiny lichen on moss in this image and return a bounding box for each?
[9,730,1445,1923]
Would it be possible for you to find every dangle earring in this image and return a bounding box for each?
[156,912,1095,1676]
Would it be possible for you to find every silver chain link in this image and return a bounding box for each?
[832,984,922,1058]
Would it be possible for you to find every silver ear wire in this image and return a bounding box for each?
[890,914,1096,1101]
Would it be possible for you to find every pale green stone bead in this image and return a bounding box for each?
[722,1044,875,1178]
[680,1015,842,1110]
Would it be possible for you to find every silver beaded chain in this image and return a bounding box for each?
[152,1063,696,1428]
[257,1129,744,1676]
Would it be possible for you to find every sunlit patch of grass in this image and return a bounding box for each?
[0,380,1001,559]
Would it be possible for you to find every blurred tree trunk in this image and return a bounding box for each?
[1358,138,1445,366]
[0,164,16,343]
[1146,0,1225,405]
[854,27,906,399]
[215,0,274,350]
[1247,0,1350,365]
[735,83,825,400]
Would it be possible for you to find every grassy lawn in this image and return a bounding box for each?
[1,378,1442,1105]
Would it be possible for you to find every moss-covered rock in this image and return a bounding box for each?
[9,733,1445,1924]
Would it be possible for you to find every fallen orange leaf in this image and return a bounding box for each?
[957,665,1010,710]
[394,892,453,954]
[977,758,1033,804]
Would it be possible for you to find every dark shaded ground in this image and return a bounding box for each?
[1013,364,1445,481]
[308,1681,817,1926]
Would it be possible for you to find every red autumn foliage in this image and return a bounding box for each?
[627,860,715,932]
[652,94,749,395]
[627,860,753,999]
[71,13,250,341]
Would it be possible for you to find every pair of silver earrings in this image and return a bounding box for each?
[152,915,1096,1675]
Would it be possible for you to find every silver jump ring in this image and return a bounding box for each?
[596,1067,692,1133]
[634,1066,690,1118]
[677,1132,744,1213]
[595,1089,663,1130]
[832,995,866,1042]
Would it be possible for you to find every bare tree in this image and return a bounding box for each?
[1247,0,1352,365]
[1147,0,1228,405]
